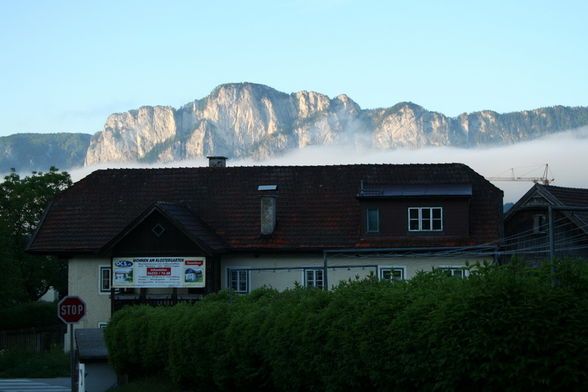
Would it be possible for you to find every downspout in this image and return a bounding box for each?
[323,251,328,291]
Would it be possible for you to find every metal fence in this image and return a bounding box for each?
[0,325,66,352]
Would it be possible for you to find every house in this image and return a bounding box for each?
[504,184,588,263]
[27,159,503,332]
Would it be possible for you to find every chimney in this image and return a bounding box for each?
[260,196,277,235]
[207,156,227,167]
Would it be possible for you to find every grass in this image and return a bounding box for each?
[106,376,181,392]
[0,346,69,378]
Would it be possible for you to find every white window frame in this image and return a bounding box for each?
[99,265,111,295]
[227,267,250,294]
[97,322,108,328]
[438,265,468,278]
[366,207,380,233]
[378,265,406,281]
[408,207,443,232]
[303,268,325,289]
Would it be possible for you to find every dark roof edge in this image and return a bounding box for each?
[504,184,557,221]
[26,200,54,253]
[99,202,227,256]
[154,201,228,253]
[83,162,477,173]
[26,248,99,257]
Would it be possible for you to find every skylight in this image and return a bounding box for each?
[258,185,278,191]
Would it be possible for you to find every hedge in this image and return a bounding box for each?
[104,260,588,391]
[0,301,60,330]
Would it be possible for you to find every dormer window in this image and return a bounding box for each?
[408,207,443,232]
[366,208,380,233]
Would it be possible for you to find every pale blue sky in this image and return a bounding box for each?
[1,0,586,136]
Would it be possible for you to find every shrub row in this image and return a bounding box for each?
[104,261,588,391]
[0,301,59,330]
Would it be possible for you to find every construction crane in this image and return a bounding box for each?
[486,164,554,185]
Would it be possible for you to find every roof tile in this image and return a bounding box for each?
[28,163,502,254]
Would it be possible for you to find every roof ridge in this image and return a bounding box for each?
[541,184,588,192]
[87,162,467,172]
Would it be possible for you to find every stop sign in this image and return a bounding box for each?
[57,296,86,324]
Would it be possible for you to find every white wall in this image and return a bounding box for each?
[221,253,492,291]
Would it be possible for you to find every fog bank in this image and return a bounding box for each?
[71,127,588,203]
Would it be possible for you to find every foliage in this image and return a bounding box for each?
[105,261,588,391]
[0,167,71,304]
[0,301,60,330]
[0,345,69,378]
[106,376,181,392]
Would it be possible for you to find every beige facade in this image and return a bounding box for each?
[221,253,491,291]
[69,257,112,328]
[65,257,112,350]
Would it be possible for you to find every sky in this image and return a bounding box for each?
[1,0,587,136]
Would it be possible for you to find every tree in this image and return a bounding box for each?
[0,167,72,305]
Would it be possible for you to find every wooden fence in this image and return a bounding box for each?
[0,325,66,352]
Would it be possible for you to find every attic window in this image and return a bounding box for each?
[152,223,166,237]
[258,185,278,191]
[533,214,547,233]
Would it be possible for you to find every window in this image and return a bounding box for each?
[228,268,249,293]
[379,266,405,281]
[408,207,443,231]
[99,266,111,294]
[97,322,108,328]
[305,269,324,289]
[439,267,466,278]
[367,208,380,233]
[533,214,547,233]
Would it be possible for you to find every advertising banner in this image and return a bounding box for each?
[112,257,206,288]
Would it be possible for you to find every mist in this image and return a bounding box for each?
[70,127,588,204]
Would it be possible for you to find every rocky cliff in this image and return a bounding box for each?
[84,83,588,165]
[4,83,588,174]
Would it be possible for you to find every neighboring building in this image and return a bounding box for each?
[27,159,503,331]
[504,184,588,264]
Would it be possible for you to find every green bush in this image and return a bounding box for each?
[106,376,180,392]
[0,301,59,330]
[215,287,278,391]
[104,260,588,391]
[167,300,232,391]
[0,345,69,377]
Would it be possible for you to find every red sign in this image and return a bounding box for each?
[147,267,171,276]
[57,296,86,324]
[185,260,204,266]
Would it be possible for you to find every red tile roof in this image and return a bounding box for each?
[27,163,503,255]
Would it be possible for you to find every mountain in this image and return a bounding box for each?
[4,83,588,173]
[0,133,91,173]
[84,83,588,165]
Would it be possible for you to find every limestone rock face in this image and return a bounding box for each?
[84,83,588,165]
[85,106,177,165]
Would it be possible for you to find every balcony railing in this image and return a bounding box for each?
[112,294,203,312]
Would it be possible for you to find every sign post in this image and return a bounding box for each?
[57,296,86,390]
